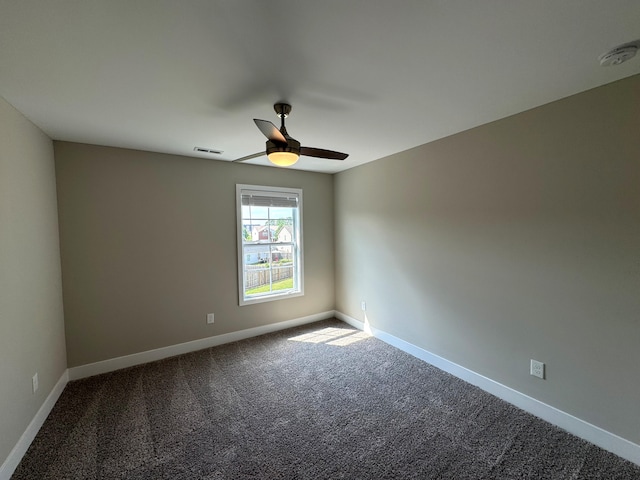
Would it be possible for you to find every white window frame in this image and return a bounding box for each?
[236,184,304,306]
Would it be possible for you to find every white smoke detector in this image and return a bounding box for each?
[599,41,639,66]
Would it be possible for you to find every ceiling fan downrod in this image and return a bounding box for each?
[274,103,291,138]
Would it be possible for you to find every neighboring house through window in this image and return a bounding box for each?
[236,184,303,305]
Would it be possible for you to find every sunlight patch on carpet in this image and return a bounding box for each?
[327,330,371,346]
[288,327,370,345]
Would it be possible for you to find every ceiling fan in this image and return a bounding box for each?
[233,103,348,167]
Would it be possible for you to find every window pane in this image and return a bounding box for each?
[241,223,255,244]
[271,244,293,264]
[244,246,271,297]
[273,223,293,243]
[243,244,270,265]
[271,265,294,292]
[247,220,268,244]
[249,206,269,219]
[270,207,294,219]
[244,269,272,296]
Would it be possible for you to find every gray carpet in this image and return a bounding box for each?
[12,319,640,479]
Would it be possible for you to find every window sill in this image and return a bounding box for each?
[239,289,304,306]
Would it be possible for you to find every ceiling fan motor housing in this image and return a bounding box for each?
[274,103,292,118]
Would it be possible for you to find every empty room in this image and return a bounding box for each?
[1,1,639,478]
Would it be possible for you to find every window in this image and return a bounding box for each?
[236,184,303,305]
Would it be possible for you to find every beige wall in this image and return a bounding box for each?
[334,75,640,443]
[55,143,335,367]
[0,98,67,465]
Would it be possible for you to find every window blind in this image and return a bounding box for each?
[241,191,299,208]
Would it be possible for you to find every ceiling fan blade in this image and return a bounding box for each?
[233,152,265,163]
[300,147,348,160]
[254,119,287,144]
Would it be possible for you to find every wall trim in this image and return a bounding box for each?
[0,370,69,480]
[335,311,640,467]
[69,311,335,381]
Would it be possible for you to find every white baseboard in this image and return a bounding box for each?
[69,311,335,380]
[0,370,69,480]
[335,311,640,467]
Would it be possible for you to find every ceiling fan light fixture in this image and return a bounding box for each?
[268,151,299,167]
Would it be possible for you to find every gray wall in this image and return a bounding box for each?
[55,143,335,367]
[334,75,640,443]
[0,98,67,466]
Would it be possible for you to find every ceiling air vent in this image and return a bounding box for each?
[194,147,223,154]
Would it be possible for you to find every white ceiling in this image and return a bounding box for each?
[1,1,639,173]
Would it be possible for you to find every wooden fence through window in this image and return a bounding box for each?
[245,265,294,289]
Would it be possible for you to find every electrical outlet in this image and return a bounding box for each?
[530,359,545,379]
[207,313,215,324]
[32,373,39,393]
[361,301,366,311]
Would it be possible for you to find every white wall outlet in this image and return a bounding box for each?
[206,313,215,324]
[32,373,39,393]
[530,359,545,379]
[361,301,366,311]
